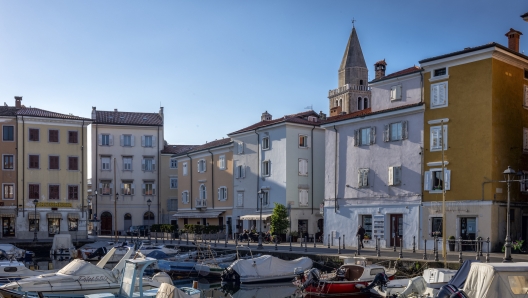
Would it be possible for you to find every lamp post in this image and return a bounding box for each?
[33,199,38,242]
[147,199,152,241]
[287,202,291,240]
[503,166,516,262]
[257,190,263,250]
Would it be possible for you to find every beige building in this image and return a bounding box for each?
[0,99,18,238]
[173,138,234,233]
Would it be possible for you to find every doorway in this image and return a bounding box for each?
[298,220,308,238]
[390,214,403,247]
[124,213,132,232]
[100,212,112,235]
[460,217,476,251]
[2,217,15,237]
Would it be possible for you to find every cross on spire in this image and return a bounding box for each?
[352,18,356,28]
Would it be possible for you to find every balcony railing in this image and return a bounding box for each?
[196,199,207,209]
[328,84,371,97]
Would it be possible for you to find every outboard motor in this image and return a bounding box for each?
[300,268,321,290]
[450,290,469,298]
[436,284,459,298]
[86,247,107,260]
[361,272,389,293]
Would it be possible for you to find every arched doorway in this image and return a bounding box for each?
[143,212,154,226]
[124,213,132,232]
[101,212,112,235]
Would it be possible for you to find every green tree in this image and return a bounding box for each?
[270,203,289,235]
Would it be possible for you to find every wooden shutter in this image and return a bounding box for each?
[141,136,145,147]
[354,130,359,146]
[432,84,439,106]
[363,169,369,186]
[358,169,362,187]
[141,159,145,171]
[390,86,396,100]
[142,183,146,195]
[152,184,156,195]
[120,135,124,146]
[237,193,243,207]
[197,160,201,172]
[242,165,246,178]
[152,136,156,147]
[384,125,390,142]
[99,183,103,194]
[109,135,114,146]
[444,170,451,191]
[235,164,240,178]
[121,183,124,194]
[98,134,102,146]
[388,167,394,185]
[131,135,135,147]
[109,183,113,195]
[370,127,376,145]
[395,166,402,185]
[396,85,402,100]
[152,159,156,171]
[131,184,135,195]
[424,171,432,191]
[438,82,446,105]
[402,121,408,140]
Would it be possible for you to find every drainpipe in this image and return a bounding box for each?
[254,129,260,208]
[333,125,338,212]
[186,153,193,209]
[157,126,160,224]
[81,120,85,219]
[420,68,424,103]
[15,114,19,216]
[311,125,315,215]
[208,148,214,209]
[95,123,98,217]
[22,115,25,216]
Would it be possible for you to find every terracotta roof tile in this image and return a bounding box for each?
[171,138,233,157]
[228,110,321,135]
[161,145,197,155]
[370,66,421,83]
[419,42,528,64]
[17,108,91,120]
[0,106,18,116]
[323,102,424,125]
[95,110,162,126]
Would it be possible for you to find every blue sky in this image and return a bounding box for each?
[1,1,527,145]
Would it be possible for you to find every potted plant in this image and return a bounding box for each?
[448,236,456,251]
[290,231,299,242]
[364,233,371,240]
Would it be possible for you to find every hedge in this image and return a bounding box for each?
[182,224,223,234]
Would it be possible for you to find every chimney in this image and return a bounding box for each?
[261,111,272,121]
[114,108,118,112]
[14,96,22,109]
[319,111,327,120]
[505,28,522,52]
[374,59,387,80]
[91,106,96,120]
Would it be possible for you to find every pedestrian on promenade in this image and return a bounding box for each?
[356,225,365,248]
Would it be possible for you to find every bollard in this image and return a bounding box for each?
[225,233,228,248]
[412,236,416,253]
[479,238,483,256]
[423,239,427,260]
[376,237,380,257]
[393,235,397,252]
[289,236,292,251]
[247,237,250,248]
[314,234,316,248]
[356,235,361,256]
[434,236,439,262]
[399,237,403,259]
[178,234,181,245]
[331,233,334,246]
[338,237,341,254]
[458,237,463,263]
[300,235,303,247]
[343,235,345,250]
[328,234,330,249]
[235,235,238,247]
[475,240,480,261]
[275,238,278,251]
[305,236,308,252]
[186,232,189,245]
[486,237,490,263]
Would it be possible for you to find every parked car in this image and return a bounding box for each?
[128,225,150,236]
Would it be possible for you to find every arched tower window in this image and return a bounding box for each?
[335,99,339,107]
[199,184,207,200]
[364,98,369,109]
[357,97,362,110]
[360,80,364,86]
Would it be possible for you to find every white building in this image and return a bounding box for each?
[90,107,164,235]
[228,111,326,240]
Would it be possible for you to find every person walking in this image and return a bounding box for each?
[356,225,366,248]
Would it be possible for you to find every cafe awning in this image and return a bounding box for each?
[67,213,79,219]
[28,213,40,219]
[172,211,222,219]
[240,213,272,221]
[47,213,63,219]
[0,212,16,218]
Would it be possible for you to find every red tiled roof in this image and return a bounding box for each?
[228,110,321,135]
[323,103,424,125]
[161,145,197,155]
[171,138,233,157]
[0,106,18,116]
[17,108,91,120]
[95,110,162,126]
[419,42,528,64]
[370,66,421,83]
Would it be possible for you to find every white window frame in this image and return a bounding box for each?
[2,154,14,171]
[142,157,155,172]
[388,166,402,186]
[358,168,369,188]
[262,160,270,176]
[182,191,189,204]
[430,125,448,151]
[100,134,113,146]
[197,159,206,173]
[424,168,451,192]
[101,157,111,171]
[236,191,244,207]
[299,135,308,148]
[199,184,206,200]
[142,135,154,147]
[143,182,156,196]
[2,183,15,200]
[261,191,269,206]
[99,180,113,195]
[170,158,178,169]
[390,85,402,101]
[299,189,309,206]
[218,186,227,201]
[298,158,308,176]
[121,134,133,147]
[170,177,178,189]
[123,157,132,171]
[219,155,226,170]
[384,121,408,142]
[355,127,376,146]
[121,181,134,195]
[235,164,245,179]
[183,162,188,176]
[262,137,270,150]
[431,81,448,109]
[237,142,244,154]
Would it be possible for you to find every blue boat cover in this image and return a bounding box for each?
[146,250,169,260]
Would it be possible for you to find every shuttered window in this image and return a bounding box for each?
[358,168,369,187]
[68,157,78,171]
[431,82,448,108]
[354,127,376,146]
[49,185,59,200]
[424,169,451,191]
[29,155,39,169]
[68,131,78,144]
[299,189,309,206]
[390,85,402,101]
[298,159,308,176]
[430,125,448,151]
[388,166,402,186]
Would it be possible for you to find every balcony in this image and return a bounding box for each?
[196,199,207,210]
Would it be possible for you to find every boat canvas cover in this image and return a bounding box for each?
[448,260,479,289]
[230,255,312,279]
[146,250,170,260]
[232,285,297,298]
[463,262,528,298]
[156,283,194,298]
[58,259,117,283]
[51,234,73,250]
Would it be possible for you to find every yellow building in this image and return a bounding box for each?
[174,138,234,234]
[420,29,528,251]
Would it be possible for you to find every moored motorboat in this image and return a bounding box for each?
[138,243,179,256]
[0,260,56,285]
[50,234,76,258]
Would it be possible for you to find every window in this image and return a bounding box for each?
[122,181,134,195]
[167,198,178,211]
[170,158,178,169]
[262,160,270,176]
[29,128,39,142]
[123,157,132,171]
[183,162,188,176]
[218,187,227,201]
[237,142,244,154]
[431,82,448,108]
[121,134,133,147]
[143,182,155,196]
[219,155,226,170]
[431,217,443,237]
[68,157,78,171]
[3,126,14,141]
[29,219,39,232]
[358,168,369,188]
[49,130,59,143]
[3,155,14,170]
[358,97,362,110]
[390,85,402,101]
[29,184,39,199]
[430,125,448,151]
[524,85,528,108]
[99,180,112,195]
[363,98,369,109]
[362,215,372,236]
[49,185,59,200]
[142,157,155,171]
[29,155,39,169]
[261,191,269,206]
[199,184,206,200]
[299,189,308,206]
[3,184,14,200]
[298,159,308,176]
[384,121,408,142]
[49,156,59,170]
[101,157,111,170]
[236,192,244,207]
[424,169,451,192]
[100,134,112,146]
[235,164,245,179]
[197,159,206,173]
[68,131,78,144]
[182,191,189,204]
[262,137,270,150]
[68,185,79,200]
[525,69,528,79]
[142,135,154,147]
[433,68,447,77]
[68,218,78,231]
[354,127,375,146]
[299,135,308,148]
[388,166,402,186]
[170,178,178,189]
